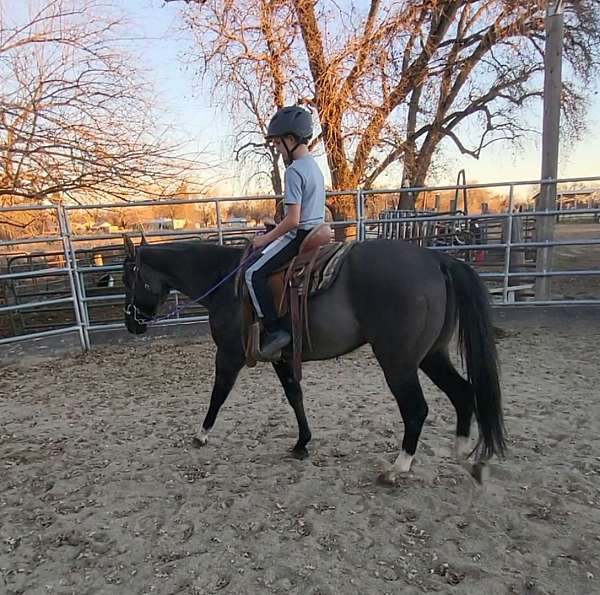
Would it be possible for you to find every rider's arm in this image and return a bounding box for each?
[256,204,300,245]
[255,166,303,246]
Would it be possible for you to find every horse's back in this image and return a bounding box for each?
[349,238,442,276]
[345,240,449,356]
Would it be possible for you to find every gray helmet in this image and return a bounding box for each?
[266,105,313,140]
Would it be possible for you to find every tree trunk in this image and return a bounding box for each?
[325,166,359,241]
[397,86,423,210]
[398,191,415,211]
[327,199,357,241]
[270,154,284,222]
[399,135,439,210]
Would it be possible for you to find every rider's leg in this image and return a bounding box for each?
[245,230,308,357]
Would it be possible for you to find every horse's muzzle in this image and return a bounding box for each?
[125,314,148,335]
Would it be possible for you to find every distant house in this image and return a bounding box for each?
[529,188,600,210]
[91,221,120,234]
[142,218,187,231]
[223,217,248,227]
[528,188,600,222]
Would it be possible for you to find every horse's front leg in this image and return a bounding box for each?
[193,351,243,448]
[272,361,312,459]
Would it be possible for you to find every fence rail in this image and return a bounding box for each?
[1,175,599,351]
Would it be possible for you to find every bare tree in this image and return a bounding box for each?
[0,0,208,215]
[166,0,600,221]
[180,0,305,219]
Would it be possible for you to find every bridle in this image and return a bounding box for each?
[124,254,156,325]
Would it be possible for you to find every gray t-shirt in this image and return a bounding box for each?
[284,154,326,230]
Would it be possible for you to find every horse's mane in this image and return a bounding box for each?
[138,240,245,283]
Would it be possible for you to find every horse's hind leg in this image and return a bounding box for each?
[419,349,474,461]
[273,361,311,459]
[374,359,429,485]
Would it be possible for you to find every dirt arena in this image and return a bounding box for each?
[1,320,599,595]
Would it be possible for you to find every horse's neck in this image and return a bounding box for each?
[142,243,242,303]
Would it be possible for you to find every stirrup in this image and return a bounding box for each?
[259,330,290,360]
[257,348,283,363]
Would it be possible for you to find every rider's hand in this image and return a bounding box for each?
[252,234,269,250]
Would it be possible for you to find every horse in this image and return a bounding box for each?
[122,235,505,485]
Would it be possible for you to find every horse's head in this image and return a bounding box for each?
[122,235,170,335]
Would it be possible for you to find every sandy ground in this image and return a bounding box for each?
[553,223,600,300]
[1,322,599,595]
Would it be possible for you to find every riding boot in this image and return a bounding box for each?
[259,328,290,360]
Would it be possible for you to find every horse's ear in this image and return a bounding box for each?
[140,229,148,245]
[123,234,135,259]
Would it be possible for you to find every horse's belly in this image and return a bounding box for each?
[301,265,365,361]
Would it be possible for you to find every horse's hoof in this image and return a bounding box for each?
[469,461,488,485]
[377,470,404,486]
[192,436,208,448]
[291,446,309,460]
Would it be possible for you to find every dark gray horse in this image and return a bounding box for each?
[122,236,505,484]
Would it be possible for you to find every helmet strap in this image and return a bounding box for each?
[281,136,301,166]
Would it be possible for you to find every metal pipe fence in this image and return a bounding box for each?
[0,205,85,347]
[1,176,599,351]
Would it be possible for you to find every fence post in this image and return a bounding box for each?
[501,185,515,305]
[57,205,89,351]
[215,200,224,245]
[356,189,364,241]
[535,4,563,300]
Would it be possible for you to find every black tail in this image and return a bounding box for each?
[444,256,506,459]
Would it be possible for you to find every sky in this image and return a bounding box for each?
[8,0,600,195]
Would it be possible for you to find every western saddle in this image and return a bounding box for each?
[237,223,351,381]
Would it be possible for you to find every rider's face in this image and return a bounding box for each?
[272,137,288,155]
[271,135,296,165]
